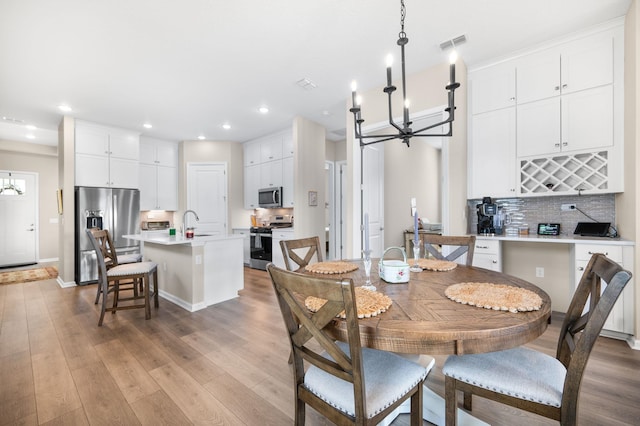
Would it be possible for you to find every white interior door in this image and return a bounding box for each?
[186,163,227,235]
[0,171,37,266]
[362,145,384,258]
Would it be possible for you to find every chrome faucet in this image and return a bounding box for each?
[182,209,199,235]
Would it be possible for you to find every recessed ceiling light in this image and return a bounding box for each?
[26,134,35,139]
[198,135,206,140]
[25,124,37,130]
[143,123,153,129]
[222,123,231,130]
[259,106,269,114]
[58,104,72,112]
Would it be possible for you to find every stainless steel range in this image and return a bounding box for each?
[249,215,292,270]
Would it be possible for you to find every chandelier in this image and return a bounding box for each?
[349,0,460,147]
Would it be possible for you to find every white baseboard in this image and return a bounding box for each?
[57,277,77,288]
[38,257,59,264]
[626,336,640,350]
[158,290,206,312]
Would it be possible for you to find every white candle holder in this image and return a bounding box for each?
[410,240,423,272]
[361,249,376,291]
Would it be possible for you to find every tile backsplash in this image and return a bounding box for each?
[467,194,616,237]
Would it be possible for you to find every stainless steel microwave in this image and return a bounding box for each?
[258,187,282,208]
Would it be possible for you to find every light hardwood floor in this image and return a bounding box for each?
[1,265,639,425]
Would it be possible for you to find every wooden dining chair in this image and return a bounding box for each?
[442,253,632,425]
[86,229,159,326]
[267,263,428,426]
[280,236,323,272]
[422,235,476,266]
[88,228,142,304]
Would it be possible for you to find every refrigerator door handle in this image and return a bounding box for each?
[112,193,118,246]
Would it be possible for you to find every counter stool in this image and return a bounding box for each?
[87,229,159,326]
[89,228,143,305]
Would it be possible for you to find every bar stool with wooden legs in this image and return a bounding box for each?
[88,227,142,305]
[86,229,159,326]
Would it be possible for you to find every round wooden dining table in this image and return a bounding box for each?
[307,259,552,356]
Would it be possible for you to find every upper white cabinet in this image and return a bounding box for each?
[469,62,516,115]
[139,138,178,210]
[468,21,624,198]
[243,129,293,209]
[516,33,614,104]
[468,108,517,199]
[75,121,140,189]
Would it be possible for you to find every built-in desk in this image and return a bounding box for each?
[474,234,635,347]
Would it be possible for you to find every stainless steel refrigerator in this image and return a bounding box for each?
[74,186,140,285]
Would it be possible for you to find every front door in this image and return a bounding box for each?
[186,163,227,235]
[0,171,37,267]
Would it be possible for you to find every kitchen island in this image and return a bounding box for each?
[123,233,244,312]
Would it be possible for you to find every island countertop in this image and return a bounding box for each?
[123,233,244,246]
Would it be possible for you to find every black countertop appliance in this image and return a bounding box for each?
[477,197,497,235]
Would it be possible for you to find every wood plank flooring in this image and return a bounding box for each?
[1,265,640,425]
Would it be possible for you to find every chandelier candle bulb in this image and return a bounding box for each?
[386,55,393,86]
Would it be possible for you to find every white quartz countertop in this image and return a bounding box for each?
[123,233,244,246]
[475,234,635,246]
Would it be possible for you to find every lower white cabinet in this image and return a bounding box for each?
[272,228,295,269]
[232,228,251,265]
[572,243,634,335]
[472,239,502,272]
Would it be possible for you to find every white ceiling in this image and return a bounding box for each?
[0,0,632,147]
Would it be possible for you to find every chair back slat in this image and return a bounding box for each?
[280,237,323,271]
[422,235,476,266]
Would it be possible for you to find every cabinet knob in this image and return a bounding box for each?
[554,143,561,147]
[562,142,568,146]
[578,267,584,271]
[588,251,608,256]
[562,84,568,89]
[554,86,560,91]
[477,245,489,249]
[509,97,516,101]
[492,260,498,264]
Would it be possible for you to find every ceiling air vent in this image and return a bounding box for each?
[439,34,467,51]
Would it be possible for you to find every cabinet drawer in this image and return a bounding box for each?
[574,244,622,262]
[474,239,500,254]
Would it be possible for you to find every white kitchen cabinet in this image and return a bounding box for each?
[260,135,283,162]
[472,239,502,272]
[244,141,261,167]
[232,228,251,265]
[260,160,282,189]
[468,108,517,199]
[139,139,178,210]
[272,228,295,269]
[282,131,294,158]
[572,243,634,335]
[244,164,260,209]
[243,128,293,210]
[469,62,516,115]
[516,32,614,105]
[75,121,140,188]
[282,157,294,207]
[517,85,613,157]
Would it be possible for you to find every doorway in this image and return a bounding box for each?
[0,171,38,267]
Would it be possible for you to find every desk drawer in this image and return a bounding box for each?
[474,239,500,255]
[574,244,622,262]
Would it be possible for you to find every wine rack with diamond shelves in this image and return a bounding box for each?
[519,151,613,195]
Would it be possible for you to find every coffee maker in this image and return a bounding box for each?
[477,197,497,235]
